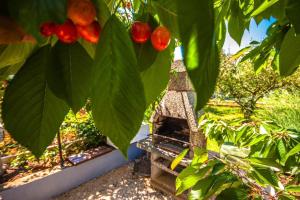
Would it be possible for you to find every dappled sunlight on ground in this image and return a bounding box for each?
[55,163,173,200]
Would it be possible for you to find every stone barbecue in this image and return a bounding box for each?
[137,60,206,199]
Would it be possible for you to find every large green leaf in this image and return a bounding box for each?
[0,62,24,80]
[216,188,248,200]
[153,0,179,39]
[141,41,173,107]
[0,43,35,69]
[277,139,287,161]
[176,0,219,111]
[47,42,93,113]
[134,14,159,72]
[251,0,279,17]
[8,0,67,42]
[79,39,96,59]
[285,0,300,34]
[171,148,189,170]
[248,157,282,171]
[93,0,111,27]
[2,46,69,158]
[176,165,211,195]
[228,1,246,45]
[279,28,300,76]
[252,167,279,187]
[279,194,297,200]
[282,143,300,165]
[285,185,300,192]
[91,15,146,156]
[188,176,217,200]
[205,173,240,198]
[191,147,208,166]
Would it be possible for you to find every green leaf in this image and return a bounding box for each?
[176,0,219,111]
[248,158,282,171]
[176,165,211,195]
[171,148,189,170]
[91,15,146,156]
[277,139,287,161]
[286,0,300,34]
[0,43,35,69]
[93,0,111,27]
[216,188,248,200]
[205,173,240,198]
[282,143,300,165]
[8,0,67,42]
[134,14,159,72]
[191,147,208,166]
[141,41,173,107]
[0,62,24,80]
[252,167,279,187]
[2,46,69,158]
[216,19,227,49]
[78,39,96,59]
[285,185,300,192]
[188,176,217,200]
[47,42,93,113]
[279,194,297,200]
[153,0,179,39]
[102,0,113,10]
[279,28,300,76]
[251,0,279,17]
[220,144,250,158]
[211,163,226,175]
[228,1,246,45]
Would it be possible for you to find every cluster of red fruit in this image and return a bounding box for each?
[40,0,101,44]
[131,21,171,51]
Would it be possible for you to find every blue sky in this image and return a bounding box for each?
[174,18,275,60]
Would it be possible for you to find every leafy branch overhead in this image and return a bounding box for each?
[0,0,300,158]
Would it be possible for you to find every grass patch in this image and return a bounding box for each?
[203,106,244,121]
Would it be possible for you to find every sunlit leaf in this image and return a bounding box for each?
[153,0,179,38]
[285,0,300,34]
[91,15,146,156]
[141,41,173,107]
[2,46,69,158]
[0,42,35,69]
[176,0,219,111]
[251,0,279,17]
[279,28,300,76]
[47,42,93,113]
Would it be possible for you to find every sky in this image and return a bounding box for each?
[174,17,276,60]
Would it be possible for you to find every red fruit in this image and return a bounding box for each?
[55,20,78,43]
[151,26,171,51]
[40,22,56,37]
[131,21,151,44]
[76,21,101,43]
[67,0,96,26]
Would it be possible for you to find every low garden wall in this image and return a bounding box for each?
[1,125,149,200]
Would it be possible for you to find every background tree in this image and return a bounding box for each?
[217,53,300,119]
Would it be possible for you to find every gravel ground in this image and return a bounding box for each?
[55,163,174,200]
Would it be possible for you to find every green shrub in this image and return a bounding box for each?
[77,118,106,149]
[259,90,300,131]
